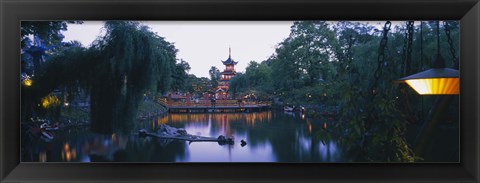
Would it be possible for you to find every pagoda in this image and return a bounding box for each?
[216,47,238,99]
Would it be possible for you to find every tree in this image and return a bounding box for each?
[209,66,221,88]
[185,75,209,96]
[269,21,339,102]
[171,59,191,92]
[229,73,247,98]
[21,21,84,75]
[21,21,83,48]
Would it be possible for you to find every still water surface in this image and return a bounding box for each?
[22,111,348,162]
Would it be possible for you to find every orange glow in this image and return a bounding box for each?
[62,143,76,162]
[405,78,459,95]
[65,151,71,161]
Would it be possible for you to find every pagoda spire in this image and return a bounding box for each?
[221,46,238,65]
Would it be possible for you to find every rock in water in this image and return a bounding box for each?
[177,128,187,135]
[138,129,148,137]
[217,135,234,145]
[217,135,226,141]
[157,124,185,136]
[241,140,247,147]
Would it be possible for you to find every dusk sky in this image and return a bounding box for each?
[62,21,293,78]
[61,21,397,78]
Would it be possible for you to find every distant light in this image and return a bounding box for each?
[41,95,60,108]
[22,78,33,87]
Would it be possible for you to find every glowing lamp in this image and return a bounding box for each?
[22,78,33,87]
[398,55,459,95]
[398,21,459,95]
[41,95,60,108]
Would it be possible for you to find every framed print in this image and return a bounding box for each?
[1,0,479,182]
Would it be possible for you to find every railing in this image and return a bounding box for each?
[163,99,271,107]
[158,98,168,106]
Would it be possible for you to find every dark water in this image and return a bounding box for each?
[22,111,348,162]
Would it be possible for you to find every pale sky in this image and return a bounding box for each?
[61,21,293,78]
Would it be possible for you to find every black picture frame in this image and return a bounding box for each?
[1,0,479,182]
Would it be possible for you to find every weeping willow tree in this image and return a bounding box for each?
[23,21,178,134]
[86,21,177,134]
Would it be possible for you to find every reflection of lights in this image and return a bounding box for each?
[308,123,312,134]
[318,141,339,161]
[302,114,305,119]
[167,111,272,129]
[157,116,169,126]
[323,122,327,129]
[62,143,77,162]
[39,152,47,162]
[112,133,117,142]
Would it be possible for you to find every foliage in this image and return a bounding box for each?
[229,61,274,99]
[21,21,83,48]
[22,21,181,134]
[171,59,191,91]
[228,20,458,162]
[229,73,247,98]
[209,66,221,89]
[184,74,210,95]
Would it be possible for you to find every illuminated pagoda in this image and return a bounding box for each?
[216,47,238,99]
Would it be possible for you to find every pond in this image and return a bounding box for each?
[21,111,349,162]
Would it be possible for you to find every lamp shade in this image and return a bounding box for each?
[398,68,459,95]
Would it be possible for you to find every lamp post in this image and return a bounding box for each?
[398,21,459,95]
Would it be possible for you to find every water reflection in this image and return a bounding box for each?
[22,111,347,162]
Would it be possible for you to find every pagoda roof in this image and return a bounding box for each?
[221,70,236,75]
[222,47,238,65]
[222,56,238,65]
